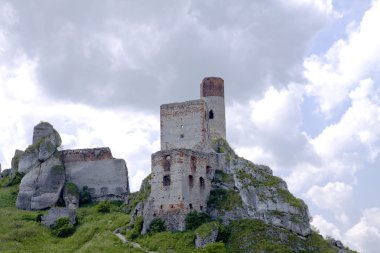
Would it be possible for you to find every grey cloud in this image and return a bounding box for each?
[4,0,330,110]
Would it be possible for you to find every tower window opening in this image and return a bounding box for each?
[209,110,214,119]
[200,177,205,190]
[200,205,203,211]
[164,155,171,171]
[189,203,193,210]
[206,166,211,175]
[189,175,194,188]
[191,156,196,173]
[163,175,171,186]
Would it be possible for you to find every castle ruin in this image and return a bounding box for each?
[142,77,227,231]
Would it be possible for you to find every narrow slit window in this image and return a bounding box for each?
[164,155,171,171]
[189,203,193,210]
[209,110,214,119]
[191,156,196,173]
[189,175,194,188]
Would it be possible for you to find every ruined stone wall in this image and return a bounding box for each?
[144,149,218,231]
[160,100,211,152]
[61,147,113,163]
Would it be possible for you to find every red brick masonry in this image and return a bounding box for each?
[61,147,113,163]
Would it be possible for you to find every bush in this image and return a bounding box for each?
[203,242,227,253]
[149,218,166,233]
[185,211,211,230]
[51,217,75,237]
[79,186,92,205]
[127,215,144,240]
[96,200,111,213]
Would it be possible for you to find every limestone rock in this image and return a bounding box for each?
[41,207,76,227]
[38,138,57,162]
[63,182,79,209]
[209,140,311,236]
[18,148,40,174]
[16,154,65,210]
[1,168,11,178]
[11,150,24,174]
[33,121,61,148]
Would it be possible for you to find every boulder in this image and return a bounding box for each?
[16,154,65,210]
[0,168,11,178]
[38,138,57,162]
[33,122,61,147]
[18,148,40,174]
[11,150,24,175]
[41,207,76,227]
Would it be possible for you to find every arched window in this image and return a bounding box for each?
[200,177,205,190]
[189,175,194,188]
[209,110,214,119]
[164,155,171,171]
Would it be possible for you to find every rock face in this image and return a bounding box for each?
[195,222,219,248]
[63,182,79,209]
[32,122,62,147]
[208,140,311,236]
[41,207,76,227]
[16,154,65,210]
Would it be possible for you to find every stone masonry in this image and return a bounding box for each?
[142,77,226,232]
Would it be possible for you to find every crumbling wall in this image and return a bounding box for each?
[143,149,219,232]
[160,100,210,152]
[61,147,113,163]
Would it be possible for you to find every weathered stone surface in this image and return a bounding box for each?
[41,207,76,227]
[16,154,65,210]
[38,138,57,162]
[63,182,79,209]
[1,168,11,178]
[64,158,129,200]
[33,121,61,147]
[208,140,311,236]
[11,150,24,175]
[18,148,40,174]
[61,148,113,163]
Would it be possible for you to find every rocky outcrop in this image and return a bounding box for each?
[208,139,311,236]
[41,207,76,227]
[16,154,65,210]
[195,222,219,248]
[15,122,130,210]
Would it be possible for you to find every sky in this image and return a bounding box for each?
[0,0,379,252]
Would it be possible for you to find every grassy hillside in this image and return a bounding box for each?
[0,178,356,253]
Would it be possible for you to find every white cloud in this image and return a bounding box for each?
[345,208,380,253]
[312,214,342,239]
[304,0,380,113]
[305,181,353,210]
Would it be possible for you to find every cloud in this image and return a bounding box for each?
[305,181,353,210]
[304,0,380,113]
[311,214,342,240]
[0,0,333,110]
[345,208,380,253]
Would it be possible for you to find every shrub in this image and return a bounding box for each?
[79,186,92,205]
[96,200,111,213]
[185,211,211,230]
[127,215,144,240]
[149,218,166,233]
[203,242,227,253]
[51,217,75,237]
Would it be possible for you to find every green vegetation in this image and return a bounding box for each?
[126,175,151,214]
[136,231,196,253]
[195,221,219,239]
[24,137,47,154]
[51,217,75,237]
[212,170,234,185]
[65,182,79,196]
[126,215,144,240]
[185,211,211,230]
[96,200,111,213]
[79,186,92,205]
[207,189,243,212]
[148,218,166,233]
[0,172,24,187]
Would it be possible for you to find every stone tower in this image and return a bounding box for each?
[200,77,226,140]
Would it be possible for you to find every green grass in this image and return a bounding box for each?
[0,184,144,253]
[136,231,196,253]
